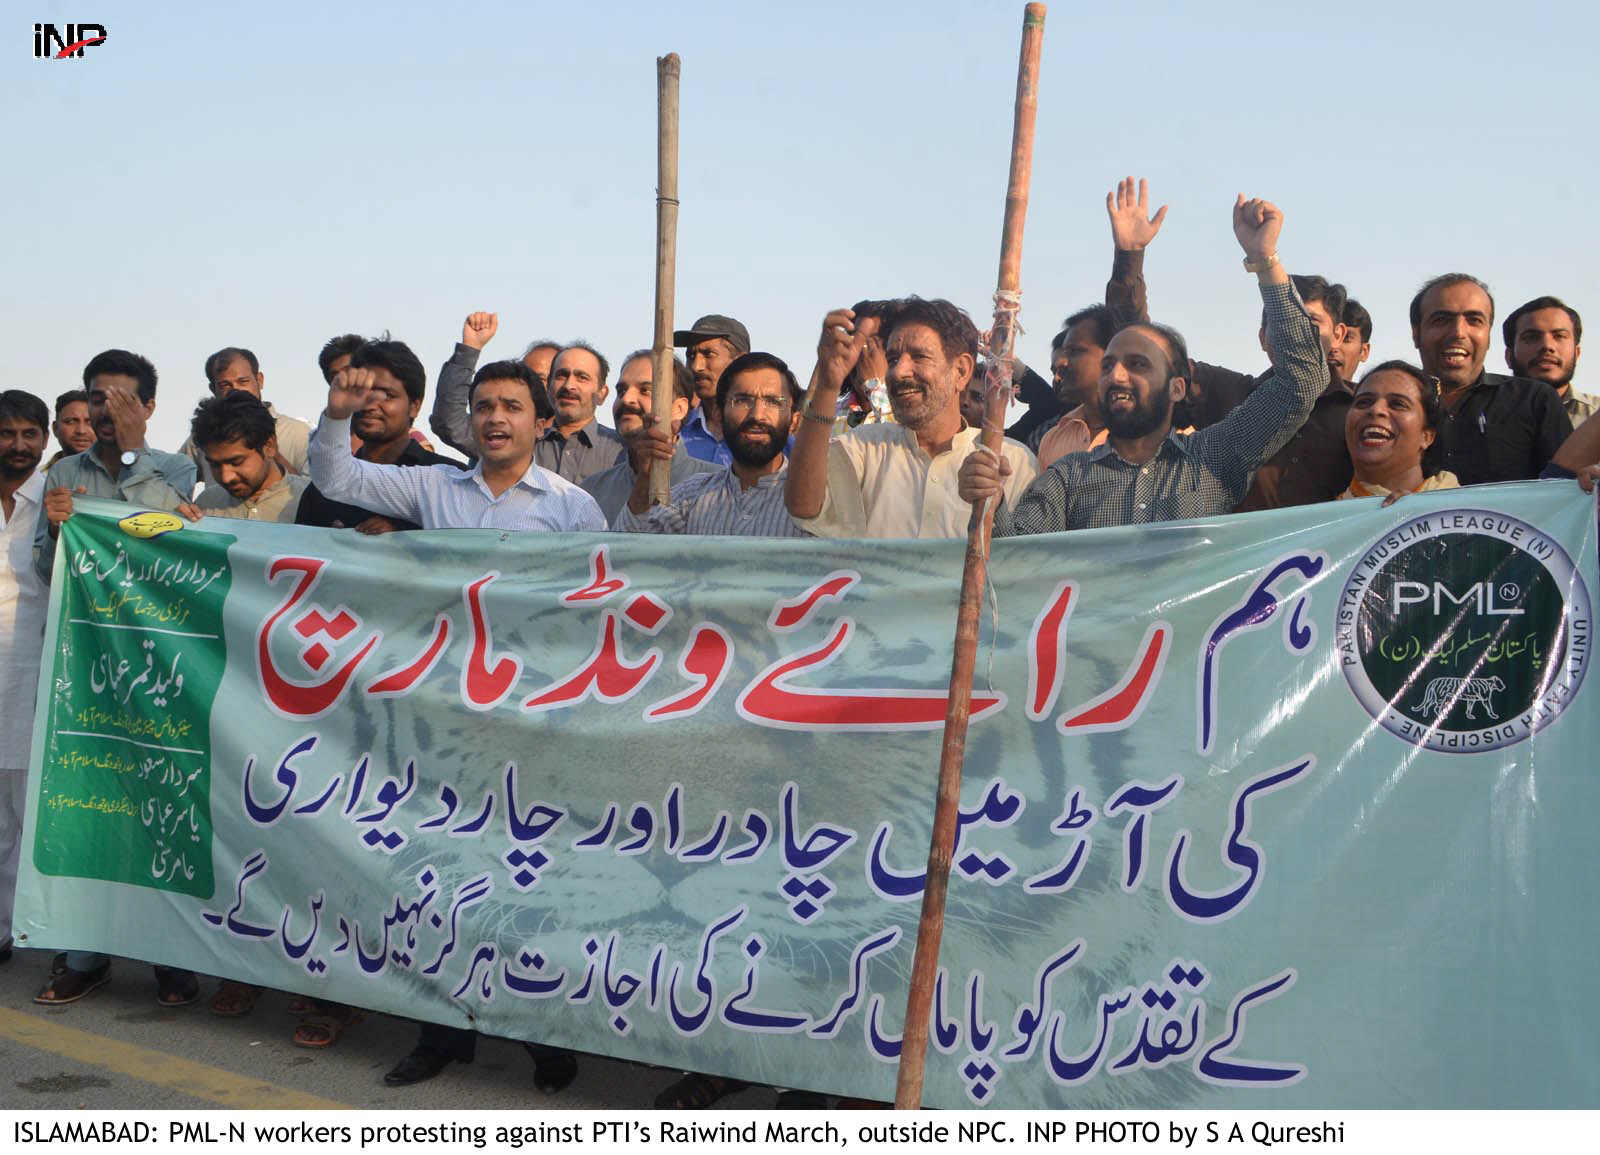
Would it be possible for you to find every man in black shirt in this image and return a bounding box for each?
[1410,273,1571,485]
[296,337,455,533]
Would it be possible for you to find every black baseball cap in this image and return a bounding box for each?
[674,314,751,354]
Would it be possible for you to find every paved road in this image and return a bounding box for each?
[0,948,776,1110]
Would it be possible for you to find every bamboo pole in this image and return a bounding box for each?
[893,2,1046,1111]
[649,53,681,506]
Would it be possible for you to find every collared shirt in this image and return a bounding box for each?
[795,422,1039,540]
[2,472,48,767]
[616,463,803,537]
[579,443,723,524]
[296,437,458,530]
[1233,378,1354,511]
[1563,388,1597,423]
[34,445,197,579]
[1433,373,1572,486]
[535,419,624,485]
[679,405,733,467]
[182,405,311,488]
[996,280,1326,536]
[309,415,605,532]
[429,342,482,458]
[196,472,310,524]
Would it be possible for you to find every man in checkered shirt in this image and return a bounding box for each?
[959,194,1328,533]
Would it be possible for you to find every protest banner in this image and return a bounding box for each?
[16,486,1597,1108]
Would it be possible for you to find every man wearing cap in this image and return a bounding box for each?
[675,314,751,466]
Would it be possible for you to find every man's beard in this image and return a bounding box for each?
[1,451,41,480]
[727,419,786,468]
[1513,354,1575,389]
[1103,388,1172,441]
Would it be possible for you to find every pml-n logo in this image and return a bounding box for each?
[1338,508,1591,753]
[33,22,106,58]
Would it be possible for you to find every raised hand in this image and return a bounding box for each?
[1232,194,1284,262]
[1106,176,1168,251]
[815,308,880,393]
[462,311,499,351]
[103,379,148,452]
[957,448,1012,504]
[326,367,377,420]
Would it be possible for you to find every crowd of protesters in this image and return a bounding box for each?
[2,181,1598,1108]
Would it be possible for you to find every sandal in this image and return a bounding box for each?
[34,964,111,1005]
[292,1009,365,1048]
[654,1070,749,1109]
[210,980,263,1017]
[156,969,201,1007]
[49,952,67,977]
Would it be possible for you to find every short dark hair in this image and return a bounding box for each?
[190,390,276,453]
[1116,321,1191,385]
[522,339,562,361]
[1053,304,1117,352]
[715,351,804,411]
[1356,359,1446,476]
[0,389,49,432]
[318,334,366,384]
[469,359,554,417]
[555,341,610,387]
[204,346,259,383]
[1343,298,1373,344]
[1263,276,1345,330]
[350,335,426,403]
[1410,273,1494,330]
[620,349,695,403]
[1502,295,1583,349]
[83,349,158,402]
[885,296,980,364]
[54,389,89,416]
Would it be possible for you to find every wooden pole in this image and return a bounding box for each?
[893,2,1046,1111]
[649,53,681,506]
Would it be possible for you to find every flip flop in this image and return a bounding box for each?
[34,964,111,1005]
[292,1010,364,1048]
[209,981,263,1017]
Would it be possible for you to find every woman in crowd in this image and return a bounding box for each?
[1339,360,1458,500]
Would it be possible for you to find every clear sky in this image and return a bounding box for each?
[6,0,1596,451]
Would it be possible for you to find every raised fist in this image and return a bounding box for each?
[462,311,499,351]
[1232,195,1284,262]
[326,366,378,420]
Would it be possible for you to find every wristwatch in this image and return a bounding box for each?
[1242,252,1279,274]
[119,448,140,467]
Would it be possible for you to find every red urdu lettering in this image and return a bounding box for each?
[1027,581,1077,719]
[563,545,629,603]
[768,571,859,632]
[462,573,521,711]
[523,613,661,712]
[645,624,734,721]
[737,619,1004,731]
[257,557,380,719]
[366,613,452,697]
[1059,623,1171,734]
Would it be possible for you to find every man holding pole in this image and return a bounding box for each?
[957,195,1329,532]
[785,296,1037,538]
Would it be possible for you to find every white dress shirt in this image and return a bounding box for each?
[2,472,48,768]
[308,415,605,532]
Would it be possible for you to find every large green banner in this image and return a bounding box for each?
[18,487,1599,1108]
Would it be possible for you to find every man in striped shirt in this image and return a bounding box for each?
[617,352,804,537]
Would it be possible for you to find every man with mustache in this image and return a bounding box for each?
[536,341,623,484]
[429,311,560,457]
[959,195,1328,533]
[0,390,50,966]
[619,351,805,537]
[676,314,751,466]
[1503,296,1593,422]
[182,347,311,486]
[579,350,719,523]
[786,296,1038,539]
[1410,274,1571,484]
[30,352,198,1006]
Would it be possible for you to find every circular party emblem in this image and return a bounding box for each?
[1338,508,1591,753]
